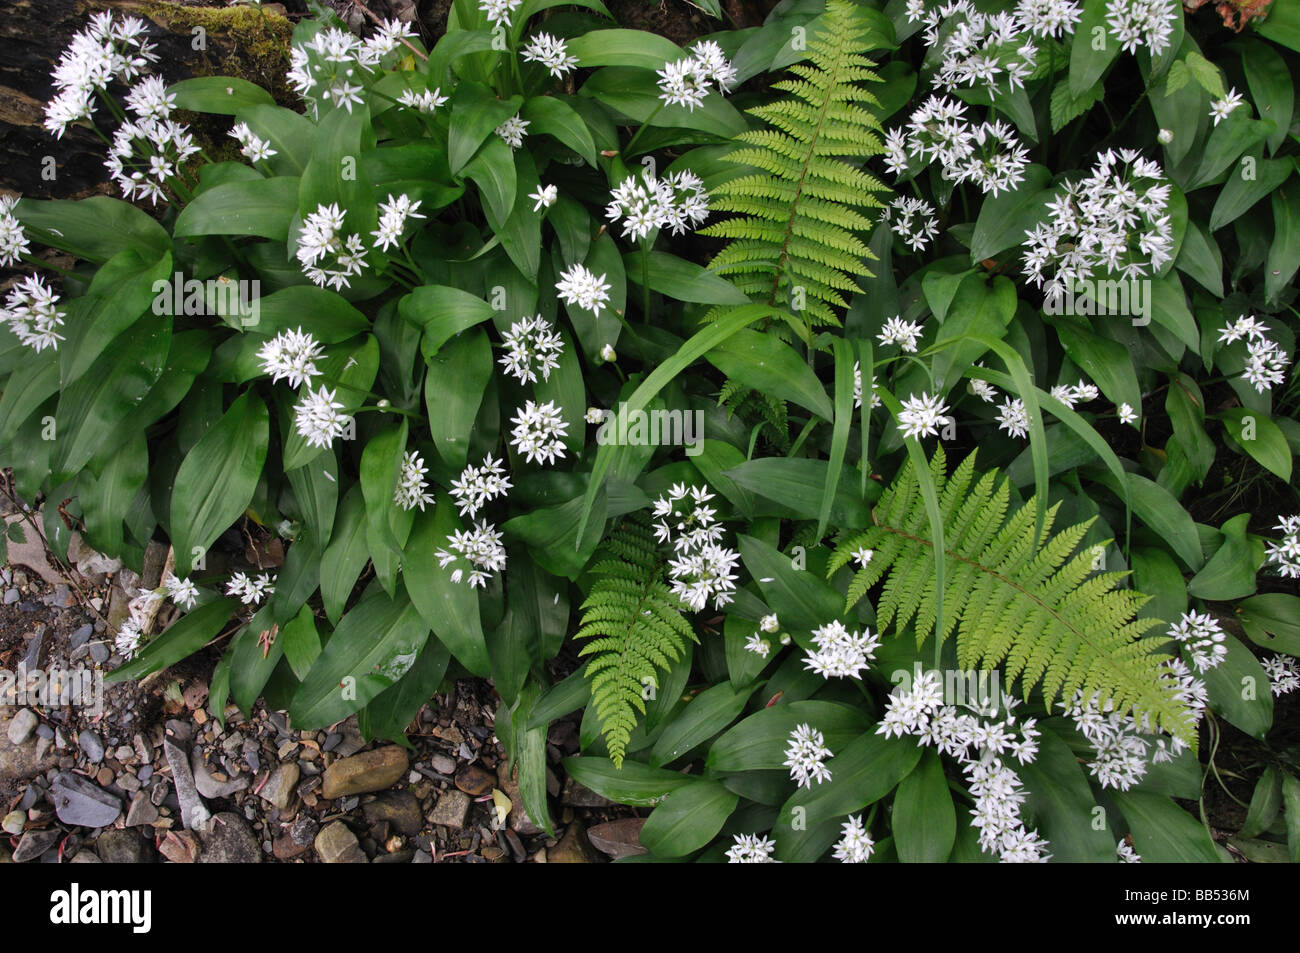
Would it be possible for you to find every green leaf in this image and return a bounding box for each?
[1089,468,1203,570]
[818,337,856,539]
[1050,80,1102,133]
[1218,406,1293,481]
[1239,766,1282,838]
[171,392,270,577]
[1069,0,1121,98]
[359,637,451,747]
[1052,318,1142,413]
[105,598,237,683]
[1184,50,1226,99]
[462,135,516,226]
[625,251,750,305]
[425,327,492,470]
[405,495,490,675]
[1017,725,1117,862]
[567,29,684,69]
[503,487,608,580]
[281,604,323,681]
[299,103,375,235]
[639,780,738,858]
[401,285,495,360]
[235,104,315,176]
[650,682,757,767]
[968,165,1052,263]
[1243,43,1294,155]
[245,285,369,341]
[725,458,873,528]
[1202,632,1273,740]
[1237,593,1300,655]
[561,755,695,807]
[737,534,843,632]
[289,586,431,729]
[1187,513,1259,601]
[1257,0,1300,54]
[521,95,598,167]
[168,76,274,114]
[14,196,170,264]
[1266,181,1300,303]
[706,329,833,420]
[579,67,747,137]
[892,750,956,863]
[448,83,521,175]
[1209,156,1291,231]
[320,485,369,623]
[1112,791,1221,862]
[1283,773,1300,863]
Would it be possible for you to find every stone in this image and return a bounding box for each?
[2,588,16,604]
[0,714,58,784]
[259,762,300,811]
[125,792,159,827]
[89,642,109,664]
[363,790,422,837]
[549,822,603,863]
[429,753,456,775]
[6,708,37,745]
[21,627,47,670]
[2,810,25,834]
[199,812,261,863]
[455,764,495,797]
[191,748,251,799]
[12,828,60,862]
[77,730,105,764]
[50,772,121,828]
[96,829,153,863]
[157,830,201,864]
[562,777,611,808]
[428,789,471,829]
[69,851,101,863]
[69,623,93,649]
[321,746,408,798]
[497,762,544,835]
[163,739,210,829]
[333,718,367,757]
[315,821,367,863]
[586,819,649,860]
[274,815,318,860]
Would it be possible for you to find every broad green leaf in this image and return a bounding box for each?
[14,196,170,263]
[650,682,757,767]
[626,250,750,305]
[1218,406,1293,481]
[320,485,369,623]
[359,636,451,747]
[1069,0,1121,97]
[1237,593,1300,655]
[1202,632,1273,740]
[448,82,521,174]
[706,329,833,420]
[737,534,843,632]
[561,755,695,807]
[401,285,495,359]
[405,494,490,675]
[105,598,237,683]
[1187,513,1259,600]
[1239,767,1282,838]
[1112,791,1221,862]
[968,164,1052,263]
[892,750,956,863]
[639,780,738,858]
[174,177,300,241]
[567,29,683,69]
[168,76,274,114]
[425,327,492,470]
[521,95,598,166]
[725,459,873,528]
[1017,726,1116,862]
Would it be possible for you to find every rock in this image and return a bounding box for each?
[163,739,210,829]
[432,724,464,745]
[77,730,105,764]
[2,810,25,834]
[455,764,495,797]
[363,790,422,836]
[428,789,471,829]
[95,766,114,787]
[587,819,649,860]
[190,748,251,799]
[549,822,603,863]
[198,812,261,863]
[6,708,37,745]
[2,588,16,604]
[157,830,201,864]
[89,642,109,664]
[125,792,159,827]
[70,851,101,863]
[429,753,456,775]
[321,746,408,798]
[562,777,612,808]
[50,772,122,828]
[0,715,59,784]
[12,828,60,862]
[96,829,153,863]
[69,624,93,649]
[274,815,318,860]
[497,762,544,835]
[315,821,368,863]
[259,762,300,811]
[333,718,367,757]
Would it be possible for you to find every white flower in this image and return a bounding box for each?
[1261,654,1300,697]
[600,343,617,362]
[229,121,277,163]
[1015,0,1083,37]
[833,814,875,863]
[371,193,425,252]
[1209,87,1246,126]
[529,184,558,211]
[44,12,159,137]
[656,40,735,111]
[1265,515,1300,579]
[994,397,1030,439]
[394,450,435,511]
[725,833,778,863]
[0,274,66,352]
[877,315,925,352]
[397,87,449,113]
[897,392,951,439]
[668,543,741,612]
[0,195,31,268]
[363,17,416,58]
[803,620,880,679]
[226,571,275,605]
[479,0,523,26]
[852,363,882,409]
[295,386,353,450]
[163,572,199,611]
[1104,0,1176,56]
[880,197,940,252]
[115,620,145,660]
[606,169,709,239]
[584,407,607,424]
[652,483,724,554]
[1157,128,1173,144]
[744,633,770,658]
[1169,610,1227,674]
[449,453,512,519]
[556,263,611,315]
[851,547,874,568]
[784,723,834,788]
[760,613,779,634]
[510,399,569,466]
[297,202,369,289]
[1117,402,1138,426]
[1243,337,1291,393]
[435,520,507,589]
[499,315,564,384]
[1117,840,1142,862]
[257,327,324,390]
[521,32,578,78]
[495,114,530,150]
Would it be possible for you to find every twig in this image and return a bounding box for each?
[348,0,429,61]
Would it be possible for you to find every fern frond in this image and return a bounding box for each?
[577,515,697,767]
[830,448,1193,743]
[702,0,890,333]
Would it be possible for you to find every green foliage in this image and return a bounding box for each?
[700,0,889,333]
[575,514,698,767]
[830,448,1193,742]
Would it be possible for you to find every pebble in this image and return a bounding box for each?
[6,708,37,745]
[258,762,300,811]
[428,789,471,829]
[315,821,368,863]
[96,829,152,863]
[455,764,495,797]
[163,739,211,829]
[12,828,60,863]
[157,829,201,863]
[50,771,122,828]
[190,747,251,799]
[323,732,342,752]
[89,642,109,664]
[362,790,422,837]
[549,822,602,863]
[586,819,649,860]
[429,753,456,776]
[320,746,408,798]
[95,766,113,786]
[69,623,93,649]
[138,764,152,783]
[114,745,134,762]
[35,723,53,740]
[125,792,159,827]
[2,810,25,834]
[198,812,261,863]
[3,588,18,604]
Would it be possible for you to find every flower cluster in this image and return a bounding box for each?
[877,316,926,352]
[0,196,30,269]
[724,833,778,863]
[852,362,882,410]
[295,386,354,450]
[784,723,834,788]
[606,170,710,240]
[449,454,513,519]
[1048,378,1100,408]
[1265,515,1300,578]
[397,86,449,113]
[394,450,435,512]
[1168,609,1227,674]
[499,315,565,384]
[162,572,200,612]
[907,1,1039,94]
[886,97,1029,196]
[229,121,277,164]
[435,520,508,589]
[879,673,1049,862]
[495,115,530,150]
[1022,148,1173,305]
[227,571,276,606]
[1217,315,1291,394]
[1104,0,1176,56]
[44,12,159,138]
[897,391,951,440]
[555,264,612,316]
[509,400,569,466]
[372,193,426,252]
[297,202,370,290]
[832,814,875,863]
[1,275,67,353]
[257,327,324,391]
[521,33,579,78]
[653,484,740,612]
[1262,654,1300,697]
[287,20,415,116]
[994,397,1030,439]
[104,76,200,205]
[879,197,940,252]
[479,0,523,26]
[657,40,737,111]
[803,620,880,679]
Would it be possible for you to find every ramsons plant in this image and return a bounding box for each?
[2,0,1299,864]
